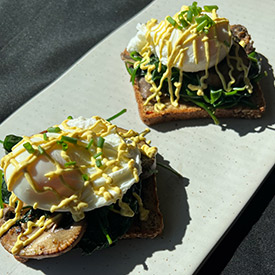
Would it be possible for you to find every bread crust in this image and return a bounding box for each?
[116,127,163,239]
[133,77,266,125]
[123,174,163,239]
[121,48,266,125]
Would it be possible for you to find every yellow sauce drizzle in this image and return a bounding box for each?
[134,6,253,110]
[0,116,156,254]
[133,192,149,221]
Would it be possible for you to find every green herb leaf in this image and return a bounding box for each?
[106,109,127,122]
[166,16,176,26]
[86,139,94,150]
[1,174,11,204]
[97,137,105,148]
[78,181,141,254]
[56,140,69,151]
[23,142,35,154]
[47,127,61,133]
[2,135,23,152]
[38,145,45,154]
[43,133,48,141]
[95,159,102,168]
[210,89,223,104]
[188,98,219,124]
[178,12,189,28]
[0,170,4,208]
[204,5,219,12]
[65,161,76,167]
[129,51,142,61]
[248,51,258,63]
[82,174,89,181]
[61,136,77,144]
[93,152,103,159]
[187,9,193,22]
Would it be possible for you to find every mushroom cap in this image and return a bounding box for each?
[0,208,86,261]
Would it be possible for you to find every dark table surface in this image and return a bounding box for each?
[0,1,274,274]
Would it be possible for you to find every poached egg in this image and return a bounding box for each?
[127,6,232,72]
[1,116,143,221]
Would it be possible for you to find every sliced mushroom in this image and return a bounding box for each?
[200,42,251,89]
[0,209,86,261]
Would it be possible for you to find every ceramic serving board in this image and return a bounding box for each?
[0,0,275,274]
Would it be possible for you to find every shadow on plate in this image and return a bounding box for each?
[151,55,275,137]
[25,154,190,275]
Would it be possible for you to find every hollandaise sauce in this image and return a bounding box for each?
[0,116,157,255]
[130,3,254,114]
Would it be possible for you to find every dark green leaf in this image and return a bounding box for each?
[3,135,23,153]
[1,175,11,204]
[210,89,222,104]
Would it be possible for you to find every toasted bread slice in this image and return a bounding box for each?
[132,76,265,125]
[0,127,163,261]
[121,22,266,126]
[117,127,163,238]
[123,174,163,239]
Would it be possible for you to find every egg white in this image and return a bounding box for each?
[127,13,232,72]
[5,117,142,213]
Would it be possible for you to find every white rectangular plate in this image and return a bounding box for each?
[1,0,275,274]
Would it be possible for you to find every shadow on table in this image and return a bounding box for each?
[25,154,190,275]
